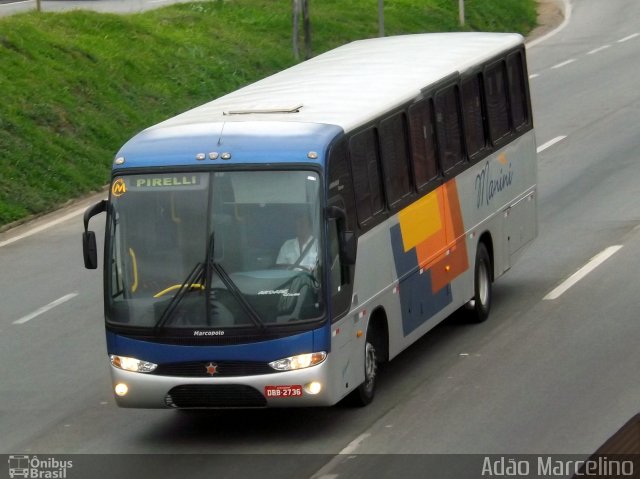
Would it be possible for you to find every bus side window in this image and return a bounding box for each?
[485,61,511,143]
[434,85,464,174]
[349,129,385,226]
[328,217,343,291]
[461,74,487,159]
[408,99,439,191]
[379,113,412,209]
[507,50,529,130]
[327,140,356,230]
[327,140,356,320]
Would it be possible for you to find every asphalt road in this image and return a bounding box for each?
[1,0,639,477]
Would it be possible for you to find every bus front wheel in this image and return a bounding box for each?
[466,242,492,323]
[347,328,378,407]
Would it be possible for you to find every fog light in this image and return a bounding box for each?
[304,382,322,395]
[115,383,128,397]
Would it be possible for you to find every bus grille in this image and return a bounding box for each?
[153,361,274,377]
[165,385,267,408]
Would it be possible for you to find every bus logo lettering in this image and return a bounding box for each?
[475,160,514,208]
[134,176,199,188]
[257,289,299,297]
[193,330,225,336]
[111,178,126,197]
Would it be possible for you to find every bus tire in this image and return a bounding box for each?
[466,242,492,323]
[347,327,378,407]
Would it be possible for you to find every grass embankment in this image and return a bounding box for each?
[0,0,536,229]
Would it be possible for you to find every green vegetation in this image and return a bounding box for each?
[0,0,536,229]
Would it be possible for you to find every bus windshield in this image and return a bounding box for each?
[106,170,324,330]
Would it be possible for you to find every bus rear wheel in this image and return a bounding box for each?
[466,242,492,323]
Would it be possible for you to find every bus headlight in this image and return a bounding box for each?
[269,352,327,371]
[110,355,158,373]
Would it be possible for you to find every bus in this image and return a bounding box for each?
[82,32,537,408]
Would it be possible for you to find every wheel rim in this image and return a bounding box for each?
[363,341,377,395]
[478,260,490,307]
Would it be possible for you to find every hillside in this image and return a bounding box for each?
[0,0,536,229]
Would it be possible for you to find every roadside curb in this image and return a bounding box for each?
[0,187,108,243]
[527,0,571,48]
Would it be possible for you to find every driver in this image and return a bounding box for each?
[275,214,318,270]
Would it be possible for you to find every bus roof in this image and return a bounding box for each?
[158,32,522,132]
[117,33,523,168]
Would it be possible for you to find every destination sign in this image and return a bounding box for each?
[112,174,209,196]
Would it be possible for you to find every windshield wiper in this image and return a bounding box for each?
[154,232,265,330]
[154,262,205,329]
[205,232,265,330]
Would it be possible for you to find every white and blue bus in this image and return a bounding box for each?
[83,33,537,408]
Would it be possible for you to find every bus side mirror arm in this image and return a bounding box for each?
[82,199,108,270]
[325,206,357,265]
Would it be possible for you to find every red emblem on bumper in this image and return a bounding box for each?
[205,362,219,375]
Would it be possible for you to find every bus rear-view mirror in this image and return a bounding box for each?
[81,199,108,270]
[83,231,98,269]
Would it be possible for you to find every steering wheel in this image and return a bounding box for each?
[153,283,205,298]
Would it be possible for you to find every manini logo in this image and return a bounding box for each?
[474,152,514,209]
[111,178,126,197]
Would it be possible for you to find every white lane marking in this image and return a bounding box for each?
[529,73,540,79]
[310,433,371,479]
[0,206,87,249]
[310,459,344,479]
[537,135,567,153]
[13,292,79,324]
[543,246,623,301]
[617,33,639,43]
[551,58,577,69]
[338,433,370,455]
[587,45,611,55]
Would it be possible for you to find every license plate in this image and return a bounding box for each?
[264,385,303,398]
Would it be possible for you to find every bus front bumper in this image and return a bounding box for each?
[109,359,336,408]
